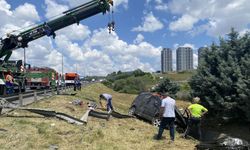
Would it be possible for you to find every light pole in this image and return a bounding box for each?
[75,64,77,73]
[61,54,64,76]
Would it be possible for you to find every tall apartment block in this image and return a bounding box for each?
[176,47,193,71]
[161,48,172,73]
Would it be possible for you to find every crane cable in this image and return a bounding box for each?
[107,4,115,34]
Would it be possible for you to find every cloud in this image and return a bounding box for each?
[13,3,40,22]
[155,0,168,11]
[64,0,128,10]
[169,14,198,31]
[45,0,68,19]
[57,24,91,41]
[168,0,250,36]
[0,1,40,36]
[0,0,12,16]
[133,34,144,44]
[132,12,164,32]
[87,29,161,57]
[145,0,168,11]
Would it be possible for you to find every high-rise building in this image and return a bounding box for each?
[161,48,172,73]
[198,47,208,66]
[176,47,193,71]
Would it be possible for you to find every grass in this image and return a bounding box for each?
[156,71,195,81]
[0,83,197,150]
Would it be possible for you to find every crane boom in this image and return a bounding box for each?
[0,0,113,62]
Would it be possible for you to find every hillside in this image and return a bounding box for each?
[0,83,197,150]
[156,71,195,81]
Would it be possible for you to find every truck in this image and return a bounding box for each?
[65,72,79,86]
[25,67,57,89]
[0,0,113,95]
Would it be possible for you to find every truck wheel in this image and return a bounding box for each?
[128,107,136,116]
[0,85,6,95]
[152,117,161,127]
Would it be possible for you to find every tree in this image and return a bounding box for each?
[152,78,180,98]
[189,29,250,122]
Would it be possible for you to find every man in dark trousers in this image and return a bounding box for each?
[183,97,208,140]
[99,93,114,113]
[154,93,176,143]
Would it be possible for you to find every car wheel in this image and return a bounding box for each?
[128,107,135,116]
[152,117,161,127]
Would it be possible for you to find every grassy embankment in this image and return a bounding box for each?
[156,71,195,81]
[0,83,197,150]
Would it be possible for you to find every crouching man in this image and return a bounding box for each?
[99,93,114,113]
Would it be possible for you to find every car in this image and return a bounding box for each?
[128,92,187,129]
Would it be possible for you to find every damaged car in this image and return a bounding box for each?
[128,92,187,129]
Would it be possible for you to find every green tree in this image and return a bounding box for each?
[152,78,180,98]
[189,29,250,122]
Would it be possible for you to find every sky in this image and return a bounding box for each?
[1,0,250,76]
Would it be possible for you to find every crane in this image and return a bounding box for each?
[0,0,114,62]
[0,0,113,95]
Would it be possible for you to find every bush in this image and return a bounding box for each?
[152,78,180,98]
[103,69,158,94]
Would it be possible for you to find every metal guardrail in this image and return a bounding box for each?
[1,85,75,104]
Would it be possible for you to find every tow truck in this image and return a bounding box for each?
[0,0,114,95]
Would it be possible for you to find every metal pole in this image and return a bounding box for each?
[62,54,64,76]
[34,91,37,101]
[19,93,23,106]
[23,48,26,68]
[44,89,47,98]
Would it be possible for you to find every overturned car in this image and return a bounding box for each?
[128,92,187,130]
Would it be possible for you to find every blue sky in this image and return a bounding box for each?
[1,0,250,76]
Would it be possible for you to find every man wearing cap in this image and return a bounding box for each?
[99,93,114,113]
[183,97,208,140]
[154,93,176,142]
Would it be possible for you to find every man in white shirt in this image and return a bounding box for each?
[99,93,114,113]
[155,93,176,142]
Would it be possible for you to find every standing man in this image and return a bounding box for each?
[99,93,114,113]
[155,93,176,142]
[183,97,208,140]
[5,71,14,94]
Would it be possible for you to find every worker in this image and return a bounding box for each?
[74,77,77,91]
[183,97,208,140]
[5,71,14,94]
[99,93,114,113]
[77,79,81,90]
[154,93,176,143]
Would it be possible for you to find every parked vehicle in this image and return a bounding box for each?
[128,92,187,129]
[65,72,79,86]
[26,67,57,89]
